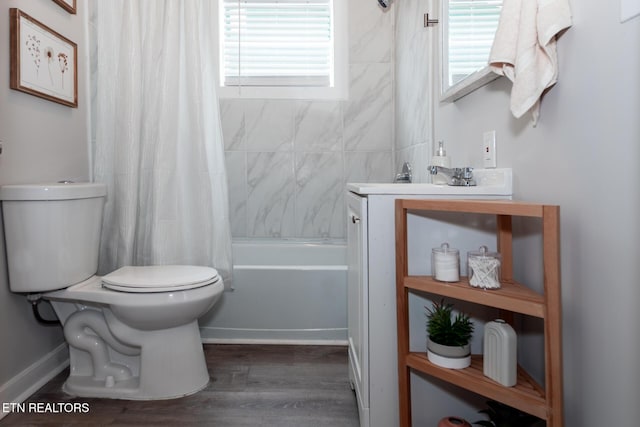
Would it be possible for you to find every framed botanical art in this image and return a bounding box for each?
[52,0,77,14]
[10,8,78,108]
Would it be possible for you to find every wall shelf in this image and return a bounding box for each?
[405,354,547,419]
[395,199,563,426]
[404,276,546,318]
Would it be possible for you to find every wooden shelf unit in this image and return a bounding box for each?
[395,199,563,427]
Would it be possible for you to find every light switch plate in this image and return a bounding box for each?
[483,131,497,168]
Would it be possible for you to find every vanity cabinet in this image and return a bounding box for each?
[346,191,369,425]
[395,199,563,427]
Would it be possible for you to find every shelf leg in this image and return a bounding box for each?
[395,202,411,427]
[543,205,563,427]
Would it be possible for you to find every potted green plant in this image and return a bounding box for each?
[473,400,544,427]
[426,299,474,369]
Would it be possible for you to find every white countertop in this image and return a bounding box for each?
[347,168,512,196]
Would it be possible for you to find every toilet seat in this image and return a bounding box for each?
[102,265,219,293]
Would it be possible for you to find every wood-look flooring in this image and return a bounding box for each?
[1,344,360,427]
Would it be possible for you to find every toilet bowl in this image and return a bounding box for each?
[46,265,223,399]
[0,183,225,400]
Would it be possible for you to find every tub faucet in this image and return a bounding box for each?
[429,166,476,186]
[395,162,412,183]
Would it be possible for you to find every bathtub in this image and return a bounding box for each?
[199,240,348,345]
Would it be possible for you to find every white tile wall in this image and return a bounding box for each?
[246,152,296,237]
[224,151,247,237]
[223,0,395,239]
[245,101,295,152]
[349,0,394,63]
[294,152,344,238]
[394,0,433,183]
[344,62,394,152]
[293,101,343,152]
[220,100,246,151]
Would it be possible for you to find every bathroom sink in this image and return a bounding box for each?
[347,168,512,196]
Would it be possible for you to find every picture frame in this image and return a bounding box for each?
[10,8,78,108]
[52,0,76,15]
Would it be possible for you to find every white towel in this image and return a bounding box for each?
[489,0,572,124]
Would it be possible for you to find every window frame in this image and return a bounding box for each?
[440,0,502,103]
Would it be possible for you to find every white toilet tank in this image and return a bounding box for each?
[0,182,107,293]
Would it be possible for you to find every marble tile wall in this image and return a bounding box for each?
[223,0,395,240]
[394,0,433,184]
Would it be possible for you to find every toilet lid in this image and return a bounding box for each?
[102,265,219,293]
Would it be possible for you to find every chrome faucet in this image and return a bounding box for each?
[429,166,476,186]
[395,162,412,183]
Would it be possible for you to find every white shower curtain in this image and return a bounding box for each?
[91,0,232,285]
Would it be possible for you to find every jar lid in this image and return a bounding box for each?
[432,242,459,255]
[467,245,500,259]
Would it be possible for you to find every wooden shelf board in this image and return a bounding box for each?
[400,199,544,218]
[405,353,548,420]
[404,276,545,318]
[399,199,547,218]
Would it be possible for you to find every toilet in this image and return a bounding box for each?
[0,182,224,400]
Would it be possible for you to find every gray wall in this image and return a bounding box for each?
[223,0,395,240]
[396,0,640,425]
[0,0,89,389]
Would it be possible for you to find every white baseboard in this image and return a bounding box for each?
[202,337,348,346]
[199,326,347,346]
[0,343,69,421]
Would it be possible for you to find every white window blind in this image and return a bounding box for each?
[448,0,502,86]
[221,0,334,88]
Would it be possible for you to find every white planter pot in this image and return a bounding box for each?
[427,337,471,369]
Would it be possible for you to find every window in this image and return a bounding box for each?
[218,0,347,99]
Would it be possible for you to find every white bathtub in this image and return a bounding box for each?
[199,240,348,345]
